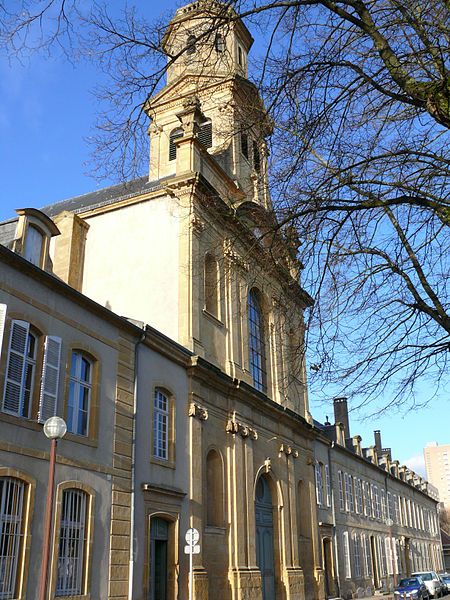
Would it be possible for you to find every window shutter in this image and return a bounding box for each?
[0,304,6,357]
[38,336,62,423]
[198,121,212,149]
[3,320,29,414]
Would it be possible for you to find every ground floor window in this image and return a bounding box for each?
[149,517,168,600]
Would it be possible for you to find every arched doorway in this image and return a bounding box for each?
[149,517,168,600]
[255,475,276,600]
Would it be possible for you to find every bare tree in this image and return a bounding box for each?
[1,0,449,411]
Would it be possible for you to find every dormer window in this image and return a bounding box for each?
[215,34,224,52]
[11,208,60,272]
[186,35,196,56]
[24,225,44,266]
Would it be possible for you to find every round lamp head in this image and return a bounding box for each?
[386,518,394,527]
[43,416,67,440]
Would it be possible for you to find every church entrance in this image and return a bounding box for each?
[149,517,168,600]
[255,475,276,600]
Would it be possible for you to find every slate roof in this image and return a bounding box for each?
[0,218,18,249]
[40,175,162,218]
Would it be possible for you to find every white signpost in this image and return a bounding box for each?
[185,528,200,600]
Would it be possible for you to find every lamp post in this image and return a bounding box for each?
[39,416,67,600]
[386,518,397,587]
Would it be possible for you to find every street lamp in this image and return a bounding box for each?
[386,518,398,587]
[39,416,67,600]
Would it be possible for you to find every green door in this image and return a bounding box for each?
[149,517,168,600]
[255,476,276,600]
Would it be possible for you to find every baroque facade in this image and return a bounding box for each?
[0,1,443,600]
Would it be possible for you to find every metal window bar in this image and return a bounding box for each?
[0,478,25,599]
[248,291,266,392]
[56,490,87,596]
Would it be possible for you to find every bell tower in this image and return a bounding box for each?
[145,0,273,210]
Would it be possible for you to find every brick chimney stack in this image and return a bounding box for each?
[374,430,382,453]
[333,397,350,439]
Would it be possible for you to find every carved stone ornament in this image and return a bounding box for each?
[223,239,249,271]
[226,419,258,440]
[188,402,208,421]
[279,443,299,458]
[191,215,205,236]
[264,457,271,473]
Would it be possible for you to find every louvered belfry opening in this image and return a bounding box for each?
[198,120,212,149]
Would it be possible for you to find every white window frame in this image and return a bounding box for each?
[153,389,169,460]
[338,471,345,511]
[315,462,324,506]
[67,351,91,436]
[353,533,361,577]
[343,532,351,578]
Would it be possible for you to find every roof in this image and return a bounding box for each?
[40,176,162,218]
[0,218,18,249]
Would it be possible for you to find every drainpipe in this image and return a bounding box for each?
[328,441,341,598]
[128,329,146,600]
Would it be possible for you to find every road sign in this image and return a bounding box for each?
[185,528,200,545]
[184,544,200,554]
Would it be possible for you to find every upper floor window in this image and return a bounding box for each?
[2,313,62,423]
[238,46,243,66]
[169,128,184,161]
[24,225,44,266]
[0,477,26,599]
[198,120,212,149]
[248,289,266,393]
[67,352,92,437]
[241,132,249,160]
[214,34,224,52]
[55,488,88,596]
[253,141,261,172]
[186,35,196,56]
[204,253,219,317]
[315,462,324,506]
[153,388,169,460]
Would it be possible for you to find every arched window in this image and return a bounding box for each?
[67,351,92,436]
[153,388,169,460]
[0,477,26,598]
[198,119,212,149]
[248,289,266,392]
[206,450,223,526]
[169,128,183,161]
[214,34,225,52]
[24,225,44,266]
[56,488,88,596]
[186,34,196,55]
[204,253,218,316]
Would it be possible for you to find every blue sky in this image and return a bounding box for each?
[0,1,448,479]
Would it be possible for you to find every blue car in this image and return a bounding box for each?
[395,577,430,600]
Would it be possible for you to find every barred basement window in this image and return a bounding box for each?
[169,128,183,161]
[56,489,87,596]
[0,477,25,599]
[198,120,212,149]
[153,389,169,460]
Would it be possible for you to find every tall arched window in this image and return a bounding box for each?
[206,450,223,526]
[186,35,196,55]
[204,253,218,316]
[169,128,183,161]
[248,289,266,392]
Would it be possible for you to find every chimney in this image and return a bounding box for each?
[374,430,382,453]
[333,397,350,439]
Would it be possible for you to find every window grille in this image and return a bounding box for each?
[153,389,169,460]
[198,121,212,149]
[0,478,25,599]
[248,290,266,393]
[67,352,92,436]
[169,129,183,161]
[56,489,87,596]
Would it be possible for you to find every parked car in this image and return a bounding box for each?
[438,574,450,595]
[412,572,443,598]
[395,577,430,600]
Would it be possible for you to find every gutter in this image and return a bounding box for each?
[128,329,146,600]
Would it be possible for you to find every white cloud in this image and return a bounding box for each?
[403,454,426,478]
